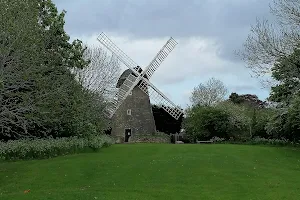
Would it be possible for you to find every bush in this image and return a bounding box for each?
[183,105,231,142]
[216,102,273,141]
[210,136,226,143]
[251,108,273,138]
[247,137,290,146]
[0,134,114,160]
[130,132,171,143]
[216,102,251,140]
[266,95,300,142]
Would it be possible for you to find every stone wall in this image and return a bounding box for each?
[111,85,156,142]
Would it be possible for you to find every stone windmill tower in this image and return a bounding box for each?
[97,33,184,142]
[112,66,156,142]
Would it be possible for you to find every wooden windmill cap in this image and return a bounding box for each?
[116,66,149,88]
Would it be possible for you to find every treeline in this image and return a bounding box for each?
[0,0,112,141]
[184,93,273,142]
[184,68,300,143]
[184,89,300,144]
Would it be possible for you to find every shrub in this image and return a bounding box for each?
[183,105,231,142]
[217,137,295,146]
[210,136,226,143]
[251,108,273,138]
[266,95,300,142]
[0,134,114,160]
[216,102,251,140]
[248,137,290,146]
[217,102,273,141]
[130,132,171,143]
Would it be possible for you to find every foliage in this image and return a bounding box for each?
[183,105,231,142]
[0,0,44,139]
[130,132,170,143]
[251,108,273,138]
[247,137,291,146]
[190,77,228,106]
[152,104,183,134]
[266,95,300,141]
[229,92,267,108]
[0,134,114,160]
[0,0,108,140]
[264,45,300,142]
[212,136,292,146]
[237,0,300,143]
[209,136,226,143]
[216,101,251,139]
[216,102,269,140]
[239,0,300,83]
[269,47,300,103]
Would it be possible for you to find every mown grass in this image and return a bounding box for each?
[1,144,300,200]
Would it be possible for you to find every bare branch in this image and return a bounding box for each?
[190,77,228,106]
[72,45,121,100]
[238,0,300,85]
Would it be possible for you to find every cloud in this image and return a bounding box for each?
[53,0,274,64]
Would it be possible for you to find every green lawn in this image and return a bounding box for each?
[1,144,300,200]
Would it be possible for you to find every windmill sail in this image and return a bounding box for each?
[143,37,177,78]
[97,32,140,75]
[138,79,183,120]
[97,32,183,121]
[104,73,139,118]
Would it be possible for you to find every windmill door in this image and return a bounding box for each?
[125,128,131,142]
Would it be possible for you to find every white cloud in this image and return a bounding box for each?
[71,33,270,108]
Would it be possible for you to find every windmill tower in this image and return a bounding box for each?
[97,33,184,142]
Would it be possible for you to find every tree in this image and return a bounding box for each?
[239,0,300,84]
[266,94,300,141]
[229,92,267,108]
[183,105,231,142]
[190,77,228,106]
[152,104,183,134]
[0,0,106,140]
[0,0,44,139]
[217,101,272,140]
[216,101,252,139]
[269,47,300,104]
[72,45,121,99]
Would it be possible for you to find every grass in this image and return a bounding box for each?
[1,144,300,200]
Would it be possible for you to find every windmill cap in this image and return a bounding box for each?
[116,66,149,88]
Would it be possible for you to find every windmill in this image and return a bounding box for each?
[97,32,184,142]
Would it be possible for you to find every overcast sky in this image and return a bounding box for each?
[53,0,273,108]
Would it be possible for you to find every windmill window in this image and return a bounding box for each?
[127,109,131,115]
[129,91,132,95]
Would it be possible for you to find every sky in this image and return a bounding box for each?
[53,0,273,108]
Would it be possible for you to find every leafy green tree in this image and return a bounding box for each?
[286,95,300,141]
[266,95,300,142]
[0,0,44,139]
[217,100,273,140]
[0,0,106,139]
[269,47,300,104]
[216,102,251,139]
[183,105,231,142]
[229,92,266,108]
